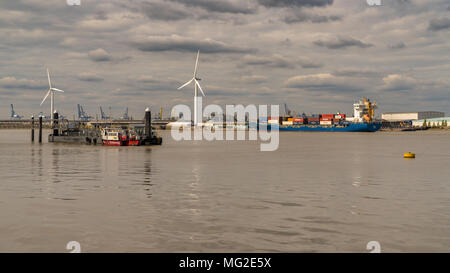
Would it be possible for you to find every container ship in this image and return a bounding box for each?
[268,98,381,132]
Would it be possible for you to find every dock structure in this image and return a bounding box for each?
[140,108,162,146]
[31,116,35,142]
[88,119,172,129]
[38,116,43,143]
[48,126,102,145]
[45,109,163,146]
[0,119,171,129]
[0,119,52,129]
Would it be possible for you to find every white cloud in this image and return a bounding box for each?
[0,77,45,89]
[284,73,362,93]
[380,74,417,91]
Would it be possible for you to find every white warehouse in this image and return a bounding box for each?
[382,111,445,122]
[412,117,450,127]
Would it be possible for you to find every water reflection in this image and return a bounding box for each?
[142,148,153,198]
[187,156,202,217]
[31,145,44,179]
[51,148,61,184]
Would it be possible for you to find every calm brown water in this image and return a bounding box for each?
[0,129,449,252]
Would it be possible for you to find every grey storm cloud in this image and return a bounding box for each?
[169,0,256,14]
[298,59,323,69]
[88,48,112,62]
[257,0,333,8]
[242,54,322,69]
[77,73,104,82]
[333,69,382,78]
[132,35,256,54]
[388,42,406,49]
[313,36,373,49]
[129,75,180,92]
[141,2,191,21]
[243,54,295,68]
[284,11,341,24]
[428,17,450,31]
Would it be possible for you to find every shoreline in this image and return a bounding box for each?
[1,126,449,131]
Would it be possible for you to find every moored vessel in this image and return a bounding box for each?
[48,108,163,146]
[271,98,381,132]
[101,128,140,146]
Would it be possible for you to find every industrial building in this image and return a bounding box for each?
[382,111,445,122]
[412,117,450,127]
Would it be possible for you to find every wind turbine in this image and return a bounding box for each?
[40,68,64,125]
[178,50,206,126]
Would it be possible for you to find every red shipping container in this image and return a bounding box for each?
[320,117,332,121]
[322,114,334,118]
[293,118,304,122]
[333,119,340,122]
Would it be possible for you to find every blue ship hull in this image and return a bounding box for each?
[274,123,382,132]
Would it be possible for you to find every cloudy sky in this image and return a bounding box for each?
[0,0,449,119]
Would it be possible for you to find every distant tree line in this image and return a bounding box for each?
[424,119,448,128]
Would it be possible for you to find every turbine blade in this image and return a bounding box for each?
[195,79,205,96]
[40,90,51,106]
[178,78,194,90]
[194,50,200,77]
[51,88,64,93]
[47,68,52,89]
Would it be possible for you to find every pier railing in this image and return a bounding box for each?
[0,120,52,129]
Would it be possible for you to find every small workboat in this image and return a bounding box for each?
[101,128,140,146]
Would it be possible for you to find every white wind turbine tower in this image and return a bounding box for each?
[178,50,206,126]
[40,68,65,125]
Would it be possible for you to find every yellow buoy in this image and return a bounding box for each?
[404,153,416,159]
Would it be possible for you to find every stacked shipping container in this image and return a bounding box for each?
[280,113,348,126]
[319,114,332,125]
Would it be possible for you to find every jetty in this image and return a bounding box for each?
[26,109,163,146]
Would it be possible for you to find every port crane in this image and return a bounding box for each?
[10,104,23,119]
[120,107,130,120]
[100,106,112,120]
[77,104,93,121]
[283,103,300,117]
[284,103,292,117]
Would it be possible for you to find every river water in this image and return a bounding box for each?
[0,129,449,252]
